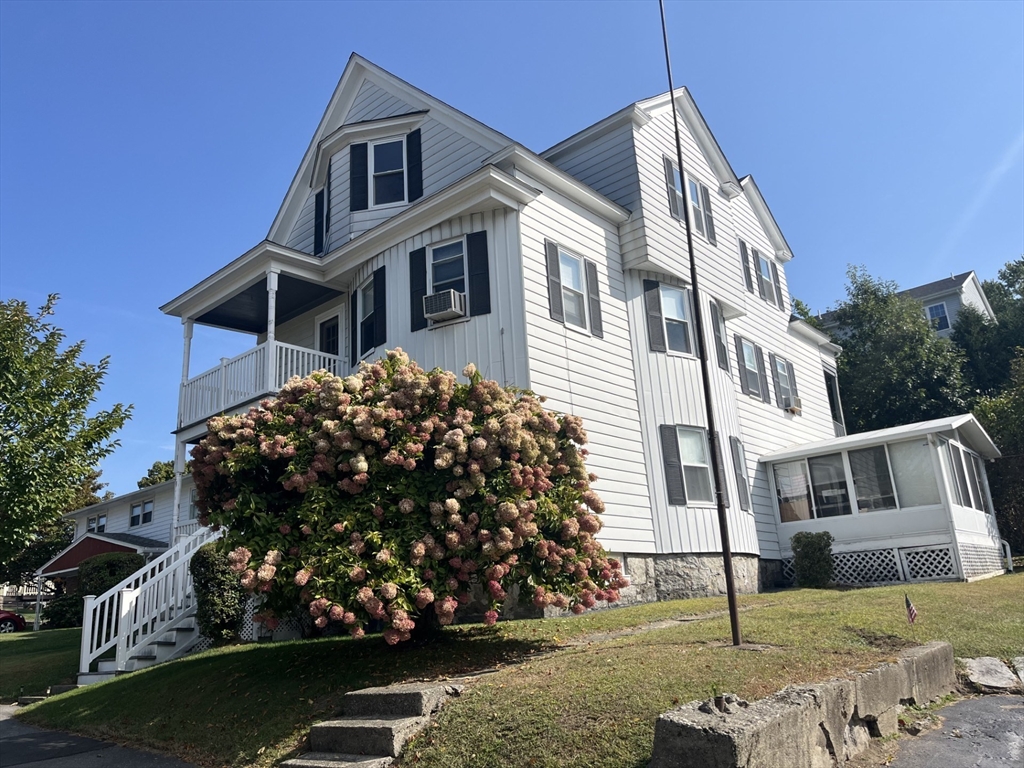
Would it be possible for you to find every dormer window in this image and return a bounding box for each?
[371,138,406,206]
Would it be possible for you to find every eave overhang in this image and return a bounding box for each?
[740,175,794,262]
[789,317,842,355]
[541,104,651,161]
[309,111,429,190]
[489,144,630,224]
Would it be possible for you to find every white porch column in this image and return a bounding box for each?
[177,319,193,429]
[170,439,187,543]
[266,270,279,392]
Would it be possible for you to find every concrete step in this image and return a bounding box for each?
[96,659,117,673]
[77,671,116,686]
[47,684,79,695]
[343,683,463,718]
[309,716,428,758]
[279,753,393,768]
[18,696,46,706]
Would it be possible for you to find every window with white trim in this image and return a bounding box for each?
[710,299,729,372]
[774,453,852,522]
[730,436,750,511]
[130,500,154,527]
[661,285,694,355]
[757,254,776,306]
[369,137,406,207]
[660,425,715,504]
[848,446,897,511]
[926,302,949,331]
[188,488,199,521]
[358,279,376,357]
[559,249,588,330]
[87,514,106,534]
[739,339,763,397]
[429,239,466,296]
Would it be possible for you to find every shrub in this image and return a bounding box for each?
[790,531,835,588]
[190,542,246,644]
[41,593,84,628]
[78,552,146,596]
[192,349,628,645]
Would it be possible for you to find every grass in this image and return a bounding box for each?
[0,627,81,702]
[16,574,1024,768]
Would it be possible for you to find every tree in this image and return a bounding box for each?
[951,257,1024,399]
[828,267,969,433]
[791,298,823,330]
[974,350,1024,554]
[193,350,627,644]
[138,460,175,488]
[0,295,131,568]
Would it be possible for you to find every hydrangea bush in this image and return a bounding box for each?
[191,349,628,645]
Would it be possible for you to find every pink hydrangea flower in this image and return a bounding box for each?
[483,610,499,626]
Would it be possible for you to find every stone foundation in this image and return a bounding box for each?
[652,553,760,601]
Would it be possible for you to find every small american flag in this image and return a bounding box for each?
[905,593,918,625]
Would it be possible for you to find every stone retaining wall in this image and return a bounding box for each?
[648,641,956,768]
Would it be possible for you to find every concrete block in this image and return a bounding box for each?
[342,683,462,718]
[901,641,955,703]
[854,661,910,718]
[961,656,1024,693]
[309,716,427,758]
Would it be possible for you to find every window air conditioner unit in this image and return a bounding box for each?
[423,289,466,321]
[783,396,802,414]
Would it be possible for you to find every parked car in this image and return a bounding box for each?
[0,610,27,633]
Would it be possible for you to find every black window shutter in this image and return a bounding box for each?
[755,344,771,404]
[711,300,729,372]
[350,294,358,367]
[372,266,387,348]
[787,360,799,397]
[769,352,783,407]
[700,184,717,246]
[350,143,368,212]
[325,162,332,235]
[664,157,681,219]
[644,279,667,352]
[659,424,687,506]
[313,190,325,256]
[406,129,423,202]
[712,430,729,508]
[584,259,603,338]
[770,261,784,310]
[734,334,749,394]
[730,436,750,511]
[752,249,767,299]
[739,240,754,293]
[409,247,427,332]
[467,231,491,317]
[545,240,564,323]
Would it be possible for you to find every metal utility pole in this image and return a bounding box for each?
[658,0,742,646]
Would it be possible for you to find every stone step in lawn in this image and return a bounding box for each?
[280,753,394,768]
[343,682,463,718]
[310,716,429,757]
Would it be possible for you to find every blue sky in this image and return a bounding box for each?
[1,0,1021,496]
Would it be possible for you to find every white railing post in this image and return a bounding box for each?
[115,588,137,671]
[218,357,229,412]
[79,595,96,674]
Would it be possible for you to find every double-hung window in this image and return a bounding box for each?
[130,500,153,527]
[87,514,107,533]
[735,336,770,402]
[926,303,949,331]
[351,266,386,363]
[188,488,199,521]
[769,353,798,411]
[709,300,730,372]
[730,436,751,511]
[739,239,785,308]
[824,370,845,436]
[642,280,693,355]
[544,241,603,337]
[369,138,406,207]
[662,158,716,245]
[410,232,491,331]
[430,240,466,296]
[318,316,340,357]
[659,425,715,505]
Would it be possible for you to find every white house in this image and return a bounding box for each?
[152,54,1007,598]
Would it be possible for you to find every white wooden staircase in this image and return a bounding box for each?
[78,526,221,685]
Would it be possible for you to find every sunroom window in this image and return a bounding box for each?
[848,446,897,511]
[774,452,852,521]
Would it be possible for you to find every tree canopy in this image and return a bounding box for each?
[828,267,969,434]
[138,459,175,488]
[0,295,131,567]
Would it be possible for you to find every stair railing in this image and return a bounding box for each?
[79,525,222,675]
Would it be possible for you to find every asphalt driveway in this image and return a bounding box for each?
[0,704,197,768]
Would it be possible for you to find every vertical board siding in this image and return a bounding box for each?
[518,178,656,554]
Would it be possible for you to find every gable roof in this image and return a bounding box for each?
[902,271,974,300]
[36,533,169,578]
[267,53,512,244]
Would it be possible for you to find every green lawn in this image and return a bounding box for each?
[0,627,80,702]
[16,574,1024,768]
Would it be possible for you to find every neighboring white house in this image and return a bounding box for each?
[145,53,1007,597]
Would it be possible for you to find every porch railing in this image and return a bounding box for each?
[79,526,221,676]
[179,341,342,428]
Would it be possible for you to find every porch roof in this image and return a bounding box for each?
[759,414,1001,463]
[36,533,168,579]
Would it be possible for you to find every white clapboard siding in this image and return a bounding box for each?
[346,80,414,124]
[624,270,760,557]
[290,114,492,254]
[69,483,178,545]
[517,178,656,554]
[342,208,531,388]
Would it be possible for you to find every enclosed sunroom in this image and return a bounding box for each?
[760,414,1008,585]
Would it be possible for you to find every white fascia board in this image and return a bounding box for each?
[309,111,429,189]
[488,144,630,224]
[759,414,1000,463]
[740,175,794,262]
[323,165,539,281]
[269,54,511,244]
[789,317,842,355]
[160,242,328,319]
[62,479,178,520]
[541,104,651,160]
[639,88,743,200]
[965,271,998,321]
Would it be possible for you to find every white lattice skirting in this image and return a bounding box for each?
[958,542,1005,578]
[783,545,964,586]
